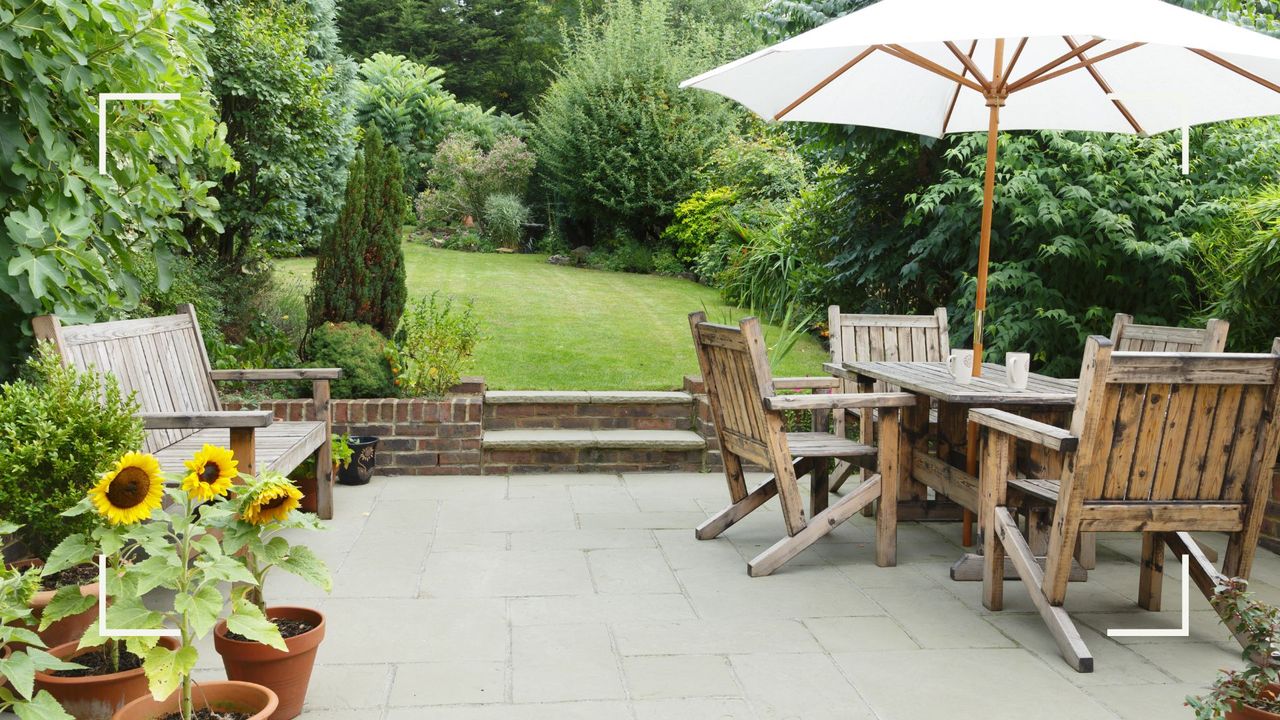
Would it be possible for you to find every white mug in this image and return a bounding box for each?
[947,350,975,384]
[1006,352,1030,390]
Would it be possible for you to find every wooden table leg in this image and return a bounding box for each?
[964,420,978,547]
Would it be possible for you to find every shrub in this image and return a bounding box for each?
[663,186,740,270]
[717,213,830,323]
[442,228,497,253]
[652,250,686,276]
[1191,185,1280,352]
[414,188,452,230]
[531,0,738,245]
[305,322,396,399]
[588,234,655,274]
[307,127,408,336]
[0,344,144,557]
[483,194,531,249]
[386,294,481,397]
[428,133,536,228]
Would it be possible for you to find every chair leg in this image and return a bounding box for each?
[876,408,900,568]
[810,459,830,515]
[994,507,1094,673]
[315,448,334,520]
[1138,532,1165,611]
[1076,532,1097,570]
[748,472,881,577]
[696,477,779,541]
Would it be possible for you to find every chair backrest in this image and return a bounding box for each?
[688,312,789,468]
[1110,313,1229,353]
[828,306,950,391]
[31,305,220,453]
[1066,336,1280,514]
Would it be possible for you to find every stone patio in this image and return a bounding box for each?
[195,471,1280,719]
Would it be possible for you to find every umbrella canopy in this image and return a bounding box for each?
[681,0,1280,369]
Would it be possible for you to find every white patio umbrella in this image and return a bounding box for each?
[681,0,1280,373]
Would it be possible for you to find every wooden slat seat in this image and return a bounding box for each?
[786,433,877,459]
[973,335,1280,673]
[32,305,342,518]
[690,312,914,576]
[154,421,327,479]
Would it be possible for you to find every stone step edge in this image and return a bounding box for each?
[484,390,693,405]
[482,429,706,451]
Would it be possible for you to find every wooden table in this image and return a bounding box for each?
[825,361,1080,577]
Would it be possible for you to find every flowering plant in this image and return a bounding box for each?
[40,447,288,720]
[1187,577,1280,718]
[0,521,78,719]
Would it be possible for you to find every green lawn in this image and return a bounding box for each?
[276,244,827,390]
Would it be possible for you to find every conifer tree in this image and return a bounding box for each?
[307,128,407,336]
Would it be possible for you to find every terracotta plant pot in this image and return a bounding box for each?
[212,607,324,720]
[35,637,181,720]
[10,558,101,648]
[1227,684,1280,719]
[111,680,278,720]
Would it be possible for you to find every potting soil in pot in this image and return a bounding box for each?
[158,711,250,720]
[224,617,315,643]
[50,647,144,676]
[40,563,96,591]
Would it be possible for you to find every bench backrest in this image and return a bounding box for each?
[689,312,787,469]
[1110,313,1229,353]
[32,305,220,452]
[1068,336,1280,510]
[828,306,950,392]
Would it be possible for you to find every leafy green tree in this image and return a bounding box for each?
[201,0,357,261]
[532,0,740,245]
[0,0,234,377]
[1191,184,1280,352]
[307,128,407,336]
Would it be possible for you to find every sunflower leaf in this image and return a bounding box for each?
[130,553,181,595]
[173,583,222,638]
[13,689,76,720]
[0,649,35,699]
[143,644,196,701]
[274,545,331,593]
[194,552,255,585]
[225,600,286,651]
[41,533,95,576]
[37,585,95,630]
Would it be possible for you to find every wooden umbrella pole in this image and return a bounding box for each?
[964,38,1005,547]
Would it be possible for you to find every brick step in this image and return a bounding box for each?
[481,429,706,475]
[483,391,695,431]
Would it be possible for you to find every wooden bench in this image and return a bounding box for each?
[32,305,342,519]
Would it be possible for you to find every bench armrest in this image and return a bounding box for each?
[771,376,841,391]
[209,368,343,381]
[765,392,915,412]
[140,411,274,430]
[969,408,1078,452]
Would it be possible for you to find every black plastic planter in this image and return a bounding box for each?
[338,436,379,485]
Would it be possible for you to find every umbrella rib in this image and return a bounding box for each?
[941,40,979,135]
[773,45,879,121]
[945,40,991,88]
[1008,42,1145,93]
[883,44,986,94]
[998,38,1029,94]
[1189,48,1280,94]
[1006,37,1105,92]
[1063,36,1145,134]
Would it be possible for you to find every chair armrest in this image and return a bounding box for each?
[969,408,1078,452]
[771,376,841,391]
[209,368,344,381]
[765,392,915,412]
[139,411,274,430]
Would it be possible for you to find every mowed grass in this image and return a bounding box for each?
[276,244,827,390]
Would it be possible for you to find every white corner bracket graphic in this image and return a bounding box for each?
[98,554,180,638]
[97,93,181,174]
[1106,554,1191,638]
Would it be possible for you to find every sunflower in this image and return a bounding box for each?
[182,445,238,501]
[242,479,303,525]
[89,453,164,525]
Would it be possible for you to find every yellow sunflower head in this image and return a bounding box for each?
[89,453,164,525]
[182,445,238,502]
[241,478,303,526]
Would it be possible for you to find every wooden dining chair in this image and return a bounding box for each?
[826,306,950,492]
[689,312,915,576]
[973,335,1280,672]
[1110,313,1229,352]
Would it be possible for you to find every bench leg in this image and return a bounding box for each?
[314,378,334,520]
[231,427,256,478]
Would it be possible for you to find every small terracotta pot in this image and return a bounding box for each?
[11,558,101,649]
[1227,684,1280,719]
[212,607,324,720]
[111,680,278,720]
[35,637,181,720]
